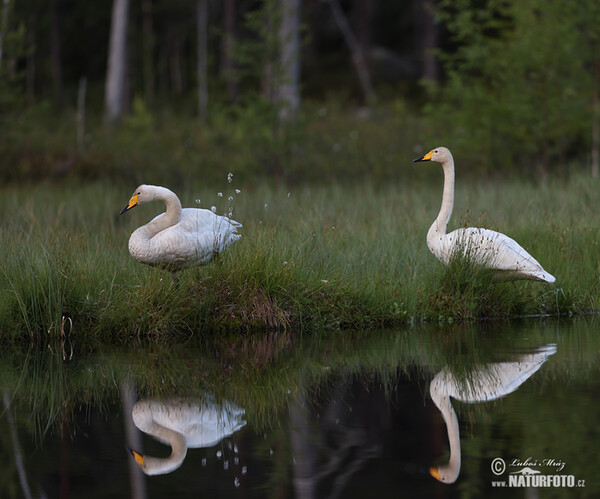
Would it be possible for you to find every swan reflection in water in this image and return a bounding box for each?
[128,396,246,475]
[429,344,557,484]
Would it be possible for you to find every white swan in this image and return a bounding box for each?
[429,344,557,483]
[128,397,246,475]
[413,147,555,282]
[120,184,241,271]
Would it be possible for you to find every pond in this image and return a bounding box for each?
[0,317,598,498]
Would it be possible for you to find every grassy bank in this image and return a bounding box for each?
[0,169,597,338]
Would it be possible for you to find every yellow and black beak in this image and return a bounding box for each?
[413,150,434,163]
[120,194,139,215]
[127,447,145,467]
[429,466,441,480]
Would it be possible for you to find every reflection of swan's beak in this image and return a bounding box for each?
[127,447,145,467]
[429,467,441,480]
[120,194,139,214]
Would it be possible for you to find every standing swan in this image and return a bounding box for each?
[120,185,241,272]
[429,344,556,483]
[413,147,555,282]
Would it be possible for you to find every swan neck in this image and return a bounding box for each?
[438,394,461,482]
[143,423,187,475]
[430,157,455,238]
[144,189,182,236]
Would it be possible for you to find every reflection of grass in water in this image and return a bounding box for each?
[0,177,594,337]
[1,319,597,441]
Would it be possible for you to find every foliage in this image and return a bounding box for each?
[426,0,596,172]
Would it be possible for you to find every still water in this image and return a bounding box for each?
[0,318,598,498]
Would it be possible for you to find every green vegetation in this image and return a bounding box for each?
[0,163,597,337]
[0,0,598,337]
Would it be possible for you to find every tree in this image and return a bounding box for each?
[197,0,208,120]
[277,0,301,120]
[326,0,376,106]
[221,0,237,102]
[105,0,129,123]
[428,0,595,173]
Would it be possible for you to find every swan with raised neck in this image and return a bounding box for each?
[413,147,555,282]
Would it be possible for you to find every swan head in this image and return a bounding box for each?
[429,465,458,484]
[119,184,166,214]
[127,447,146,469]
[413,146,453,164]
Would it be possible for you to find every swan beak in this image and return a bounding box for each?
[429,466,441,480]
[413,150,434,162]
[127,447,145,467]
[120,194,139,214]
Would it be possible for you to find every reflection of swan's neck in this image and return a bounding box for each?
[140,423,187,475]
[431,380,461,484]
[427,156,455,246]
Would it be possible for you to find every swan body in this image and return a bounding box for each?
[128,397,246,475]
[429,344,556,483]
[413,147,555,283]
[120,184,241,270]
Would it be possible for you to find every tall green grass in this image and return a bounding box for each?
[0,171,598,337]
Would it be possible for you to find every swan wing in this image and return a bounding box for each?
[447,227,554,281]
[132,209,241,268]
[437,344,556,403]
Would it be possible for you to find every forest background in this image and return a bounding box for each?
[0,0,598,186]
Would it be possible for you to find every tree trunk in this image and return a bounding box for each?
[326,0,376,106]
[418,0,438,82]
[278,0,301,121]
[168,24,183,94]
[221,0,237,102]
[592,56,599,178]
[77,77,87,153]
[50,0,63,107]
[26,13,35,104]
[105,0,130,123]
[197,0,208,120]
[0,0,11,69]
[141,0,154,100]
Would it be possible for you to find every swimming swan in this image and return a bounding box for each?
[429,344,556,483]
[128,397,246,475]
[120,184,241,271]
[413,147,555,282]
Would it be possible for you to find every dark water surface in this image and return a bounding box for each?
[0,318,598,498]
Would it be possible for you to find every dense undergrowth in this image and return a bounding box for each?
[0,170,596,338]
